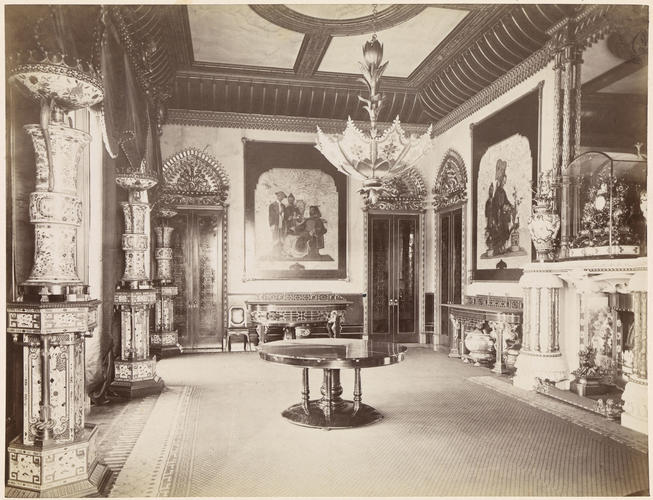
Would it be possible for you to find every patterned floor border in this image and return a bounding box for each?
[107,386,195,497]
[470,376,648,454]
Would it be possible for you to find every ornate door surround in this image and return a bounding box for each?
[363,168,427,342]
[158,148,230,347]
[432,149,468,347]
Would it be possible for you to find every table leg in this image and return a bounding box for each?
[281,368,383,429]
[353,368,362,414]
[301,368,310,414]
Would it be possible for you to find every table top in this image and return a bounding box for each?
[258,338,407,369]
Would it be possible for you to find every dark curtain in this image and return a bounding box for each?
[89,7,160,398]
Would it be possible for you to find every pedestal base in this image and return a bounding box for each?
[570,378,607,397]
[6,425,112,498]
[151,343,182,359]
[621,378,648,435]
[512,350,569,390]
[282,400,383,429]
[150,330,181,358]
[109,376,164,399]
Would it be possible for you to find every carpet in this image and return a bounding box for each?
[108,348,649,497]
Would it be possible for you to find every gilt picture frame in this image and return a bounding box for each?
[244,140,348,280]
[471,83,542,281]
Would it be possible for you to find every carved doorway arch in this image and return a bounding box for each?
[432,149,468,350]
[363,168,427,344]
[158,148,230,352]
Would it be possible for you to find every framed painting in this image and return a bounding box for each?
[471,83,542,281]
[244,140,347,280]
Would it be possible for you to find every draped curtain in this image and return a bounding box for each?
[89,7,162,397]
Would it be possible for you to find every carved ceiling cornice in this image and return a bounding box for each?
[170,76,425,124]
[250,5,427,36]
[162,4,643,130]
[165,109,430,136]
[420,4,571,122]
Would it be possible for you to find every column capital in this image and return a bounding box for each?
[519,271,563,289]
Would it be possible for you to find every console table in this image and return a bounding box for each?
[246,293,352,343]
[442,295,523,373]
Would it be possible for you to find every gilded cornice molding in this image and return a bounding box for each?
[166,109,431,135]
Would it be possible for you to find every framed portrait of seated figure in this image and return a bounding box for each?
[470,83,542,281]
[243,140,348,280]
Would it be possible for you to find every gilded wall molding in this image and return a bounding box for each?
[166,109,430,135]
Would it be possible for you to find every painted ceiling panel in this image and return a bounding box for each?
[318,7,468,77]
[188,5,304,68]
[285,4,391,20]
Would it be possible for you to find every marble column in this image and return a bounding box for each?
[621,271,648,434]
[151,208,181,357]
[109,175,164,398]
[5,104,110,496]
[513,272,568,390]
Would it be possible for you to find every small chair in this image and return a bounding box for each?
[226,306,251,352]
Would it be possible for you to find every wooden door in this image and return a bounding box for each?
[368,213,419,342]
[439,208,463,343]
[171,209,224,351]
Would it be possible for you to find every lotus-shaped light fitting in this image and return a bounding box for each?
[363,35,384,68]
[315,33,432,205]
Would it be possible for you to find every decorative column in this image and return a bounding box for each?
[5,53,111,495]
[621,271,648,434]
[513,271,568,390]
[109,173,164,398]
[547,19,583,259]
[151,208,181,357]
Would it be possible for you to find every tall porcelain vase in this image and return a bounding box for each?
[528,201,560,262]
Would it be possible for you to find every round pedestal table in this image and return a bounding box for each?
[258,338,406,429]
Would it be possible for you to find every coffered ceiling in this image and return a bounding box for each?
[153,4,648,127]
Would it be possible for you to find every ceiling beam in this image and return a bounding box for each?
[582,56,647,94]
[294,32,332,76]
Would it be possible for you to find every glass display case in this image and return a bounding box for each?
[567,151,647,259]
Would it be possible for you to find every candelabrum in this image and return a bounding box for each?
[109,173,165,398]
[5,49,111,495]
[151,207,181,357]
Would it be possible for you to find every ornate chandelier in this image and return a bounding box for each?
[315,22,432,205]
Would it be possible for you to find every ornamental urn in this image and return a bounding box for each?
[464,328,495,367]
[528,201,560,262]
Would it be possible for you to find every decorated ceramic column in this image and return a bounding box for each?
[513,271,568,390]
[5,50,111,495]
[621,271,648,434]
[109,170,164,398]
[151,207,181,357]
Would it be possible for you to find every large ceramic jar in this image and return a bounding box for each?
[464,328,495,367]
[528,201,560,262]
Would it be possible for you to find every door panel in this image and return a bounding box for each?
[171,213,190,344]
[370,217,391,335]
[170,210,224,351]
[439,209,463,342]
[397,217,417,335]
[368,213,419,342]
[195,213,223,349]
